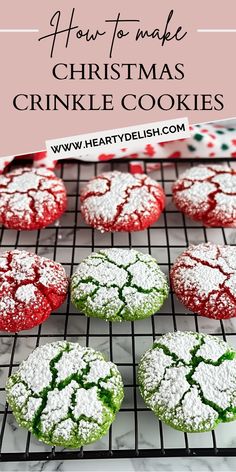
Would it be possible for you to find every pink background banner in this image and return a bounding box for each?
[1,0,236,157]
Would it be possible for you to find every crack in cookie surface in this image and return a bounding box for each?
[71,248,169,321]
[170,242,236,320]
[6,341,124,448]
[80,171,165,232]
[138,331,236,432]
[0,167,67,230]
[0,249,69,332]
[172,164,236,227]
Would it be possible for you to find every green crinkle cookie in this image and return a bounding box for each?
[6,341,124,448]
[138,331,236,433]
[71,248,169,321]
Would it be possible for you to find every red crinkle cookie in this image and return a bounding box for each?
[0,250,69,332]
[80,171,165,232]
[172,164,236,227]
[170,242,236,320]
[0,167,67,230]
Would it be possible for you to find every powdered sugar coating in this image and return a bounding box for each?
[157,331,199,363]
[197,336,229,362]
[0,167,67,230]
[170,242,236,320]
[0,249,69,332]
[6,341,124,448]
[193,361,236,410]
[15,284,37,303]
[80,171,165,232]
[71,248,169,321]
[138,331,236,432]
[172,164,236,227]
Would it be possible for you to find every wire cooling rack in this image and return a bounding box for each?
[0,158,236,463]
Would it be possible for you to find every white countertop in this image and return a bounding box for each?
[1,457,236,471]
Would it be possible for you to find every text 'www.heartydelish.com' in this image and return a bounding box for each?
[46,118,190,159]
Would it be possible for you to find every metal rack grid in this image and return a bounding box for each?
[0,157,236,462]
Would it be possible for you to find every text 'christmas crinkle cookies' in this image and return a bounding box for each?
[80,171,165,232]
[170,242,236,320]
[0,250,69,332]
[172,164,236,227]
[6,341,124,447]
[138,331,236,433]
[0,167,67,230]
[71,248,169,321]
